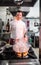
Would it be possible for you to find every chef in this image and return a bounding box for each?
[10,10,29,58]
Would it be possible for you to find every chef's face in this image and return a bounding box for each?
[16,12,22,19]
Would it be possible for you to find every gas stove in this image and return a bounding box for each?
[0,46,40,65]
[0,46,38,60]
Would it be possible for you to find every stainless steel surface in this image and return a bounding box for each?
[1,61,9,65]
[0,59,40,65]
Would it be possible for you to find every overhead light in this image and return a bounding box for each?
[14,0,23,5]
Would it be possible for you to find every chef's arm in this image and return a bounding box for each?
[9,26,12,32]
[9,23,12,33]
[24,31,28,43]
[24,23,27,38]
[24,31,27,38]
[23,24,28,43]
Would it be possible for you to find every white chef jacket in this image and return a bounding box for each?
[10,19,29,52]
[10,19,27,39]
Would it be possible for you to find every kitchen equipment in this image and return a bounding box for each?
[5,44,12,48]
[0,41,6,54]
[14,0,23,5]
[0,59,40,65]
[2,32,10,42]
[9,59,40,65]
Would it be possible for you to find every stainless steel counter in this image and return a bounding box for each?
[0,47,40,65]
[0,59,40,65]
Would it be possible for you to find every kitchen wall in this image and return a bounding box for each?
[0,7,7,24]
[0,7,13,29]
[0,1,39,36]
[0,7,13,23]
[23,18,39,36]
